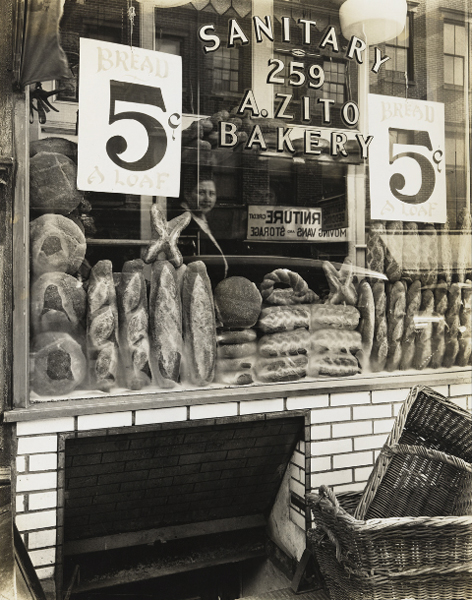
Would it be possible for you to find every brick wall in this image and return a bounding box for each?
[13,381,471,583]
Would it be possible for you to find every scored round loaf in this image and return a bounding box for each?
[30,138,78,163]
[30,214,86,277]
[31,272,86,336]
[30,332,87,397]
[30,152,84,214]
[214,277,262,328]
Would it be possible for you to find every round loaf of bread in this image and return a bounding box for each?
[31,332,86,396]
[30,214,86,277]
[214,277,262,328]
[30,138,77,162]
[30,152,83,214]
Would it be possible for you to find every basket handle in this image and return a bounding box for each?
[386,443,472,473]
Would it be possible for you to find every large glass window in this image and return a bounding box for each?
[444,22,466,86]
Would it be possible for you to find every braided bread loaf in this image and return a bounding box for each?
[260,269,318,305]
[414,289,434,370]
[386,281,406,371]
[443,283,462,367]
[257,305,310,334]
[370,281,388,372]
[86,260,120,391]
[255,355,307,383]
[258,329,310,358]
[117,259,151,390]
[366,221,386,279]
[356,280,375,370]
[310,304,360,331]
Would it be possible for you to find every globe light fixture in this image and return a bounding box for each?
[339,0,407,44]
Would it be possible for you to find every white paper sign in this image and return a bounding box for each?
[77,38,182,197]
[368,94,446,223]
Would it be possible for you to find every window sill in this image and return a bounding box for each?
[4,367,471,423]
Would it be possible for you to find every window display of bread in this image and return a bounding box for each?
[260,269,318,305]
[214,277,262,328]
[30,332,87,397]
[143,204,191,268]
[309,304,360,331]
[400,280,422,370]
[258,329,310,358]
[384,221,403,282]
[366,221,386,278]
[30,152,84,214]
[370,281,388,372]
[443,283,462,368]
[255,355,308,383]
[420,224,438,287]
[322,259,357,305]
[431,280,448,369]
[148,260,183,389]
[117,259,152,391]
[30,137,77,163]
[356,280,375,370]
[437,220,453,285]
[386,281,406,371]
[30,214,86,278]
[31,272,86,337]
[457,281,472,366]
[402,222,421,281]
[257,305,311,334]
[86,260,120,392]
[181,261,216,387]
[456,208,472,284]
[414,288,434,370]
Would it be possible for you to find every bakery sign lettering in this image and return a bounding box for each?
[247,206,347,242]
[368,94,447,223]
[77,38,182,197]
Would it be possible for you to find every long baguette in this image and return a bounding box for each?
[457,281,472,366]
[414,289,434,369]
[400,280,422,370]
[386,281,406,371]
[443,283,461,368]
[370,281,388,372]
[356,280,375,370]
[456,208,472,284]
[430,280,448,369]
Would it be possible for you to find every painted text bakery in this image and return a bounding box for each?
[1,0,471,597]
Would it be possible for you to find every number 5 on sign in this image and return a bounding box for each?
[77,38,182,197]
[368,94,446,223]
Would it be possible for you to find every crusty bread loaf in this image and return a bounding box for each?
[384,221,403,282]
[255,355,307,383]
[414,289,434,370]
[258,329,310,358]
[310,304,360,331]
[148,260,183,388]
[400,280,422,370]
[420,225,438,287]
[370,281,388,372]
[443,283,461,368]
[457,281,472,366]
[117,259,152,390]
[31,272,86,337]
[356,279,375,370]
[257,305,310,334]
[431,280,448,369]
[402,222,420,281]
[366,221,386,279]
[308,351,360,377]
[386,281,406,371]
[214,277,262,327]
[217,340,257,359]
[86,260,120,392]
[311,328,362,355]
[181,261,216,386]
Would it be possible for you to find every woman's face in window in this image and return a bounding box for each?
[187,180,217,215]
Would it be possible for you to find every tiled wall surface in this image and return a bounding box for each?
[13,382,471,581]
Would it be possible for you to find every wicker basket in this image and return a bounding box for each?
[307,486,472,600]
[355,385,472,520]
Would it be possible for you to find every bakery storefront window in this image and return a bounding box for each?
[24,0,471,404]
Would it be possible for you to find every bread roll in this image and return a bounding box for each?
[214,277,262,327]
[384,221,403,282]
[400,280,422,370]
[258,329,310,358]
[30,152,83,214]
[86,260,120,391]
[370,281,388,372]
[431,281,448,369]
[181,261,216,386]
[366,221,386,278]
[356,280,375,370]
[402,222,420,281]
[255,355,307,383]
[257,305,310,334]
[31,332,86,396]
[386,281,406,371]
[420,225,438,287]
[457,281,471,366]
[31,272,86,337]
[414,289,434,370]
[117,259,152,390]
